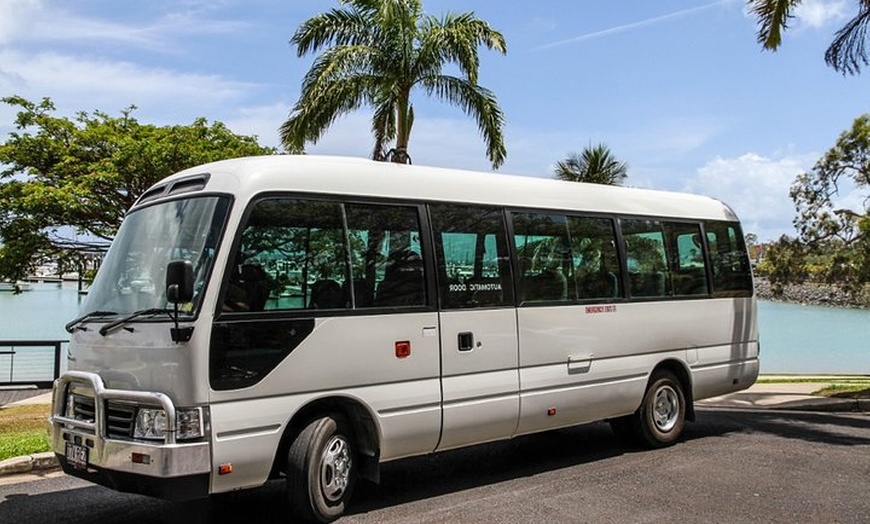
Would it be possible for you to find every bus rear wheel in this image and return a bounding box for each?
[286,414,356,523]
[633,370,686,448]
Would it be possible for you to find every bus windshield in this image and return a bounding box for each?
[80,196,231,318]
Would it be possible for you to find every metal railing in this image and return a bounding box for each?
[0,340,66,389]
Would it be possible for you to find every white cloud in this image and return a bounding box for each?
[0,0,245,51]
[795,0,847,28]
[684,152,817,241]
[0,0,42,44]
[0,50,258,122]
[224,102,293,150]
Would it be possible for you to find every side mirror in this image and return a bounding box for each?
[166,260,194,304]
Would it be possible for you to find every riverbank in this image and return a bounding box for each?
[754,277,869,309]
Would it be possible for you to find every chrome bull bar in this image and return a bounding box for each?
[51,371,179,445]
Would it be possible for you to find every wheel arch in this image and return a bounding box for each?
[649,358,695,422]
[270,395,382,483]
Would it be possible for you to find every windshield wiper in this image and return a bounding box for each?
[99,307,174,336]
[65,311,118,333]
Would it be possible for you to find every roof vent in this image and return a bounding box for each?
[135,173,210,206]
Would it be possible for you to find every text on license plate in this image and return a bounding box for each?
[65,442,89,469]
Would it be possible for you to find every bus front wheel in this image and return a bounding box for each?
[633,370,686,448]
[286,414,356,523]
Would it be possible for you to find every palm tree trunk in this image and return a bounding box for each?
[392,92,413,164]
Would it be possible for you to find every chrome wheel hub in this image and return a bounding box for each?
[653,385,680,432]
[320,434,352,502]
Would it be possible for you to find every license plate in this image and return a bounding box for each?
[65,442,89,470]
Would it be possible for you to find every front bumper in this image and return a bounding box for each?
[50,371,211,501]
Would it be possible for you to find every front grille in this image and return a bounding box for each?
[70,394,137,439]
[71,395,95,422]
[105,402,136,438]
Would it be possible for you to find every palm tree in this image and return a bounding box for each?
[281,0,507,168]
[554,144,628,186]
[749,0,870,75]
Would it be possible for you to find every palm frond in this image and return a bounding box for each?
[424,75,506,169]
[300,45,381,95]
[280,75,374,152]
[283,0,507,166]
[291,8,374,56]
[748,0,799,51]
[555,144,627,185]
[825,7,870,75]
[417,13,506,84]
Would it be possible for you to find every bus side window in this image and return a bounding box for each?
[705,221,754,297]
[430,204,514,309]
[512,212,572,304]
[665,222,709,297]
[622,219,671,299]
[225,199,348,312]
[344,203,427,308]
[567,216,622,300]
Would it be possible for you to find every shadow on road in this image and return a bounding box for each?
[1,410,866,523]
[695,408,870,447]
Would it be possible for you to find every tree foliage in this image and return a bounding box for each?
[776,114,870,292]
[554,144,628,186]
[749,0,870,75]
[281,0,507,168]
[756,235,808,293]
[0,96,275,283]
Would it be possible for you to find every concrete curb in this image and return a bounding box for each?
[771,398,870,413]
[0,452,58,477]
[699,398,870,412]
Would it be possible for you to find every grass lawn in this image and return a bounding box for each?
[757,376,870,399]
[813,385,870,399]
[0,404,51,462]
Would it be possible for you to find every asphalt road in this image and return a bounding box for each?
[1,408,868,524]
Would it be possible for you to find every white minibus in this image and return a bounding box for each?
[51,155,758,522]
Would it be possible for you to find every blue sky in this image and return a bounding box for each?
[0,0,866,241]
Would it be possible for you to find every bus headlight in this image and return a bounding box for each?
[134,407,204,440]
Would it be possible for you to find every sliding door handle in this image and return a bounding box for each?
[458,332,474,352]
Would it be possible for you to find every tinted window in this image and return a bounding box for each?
[512,213,622,303]
[513,213,572,303]
[665,222,709,296]
[345,204,426,308]
[623,219,670,298]
[568,216,622,300]
[430,204,514,308]
[223,198,425,312]
[705,221,754,297]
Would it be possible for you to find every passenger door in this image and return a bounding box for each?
[429,204,519,450]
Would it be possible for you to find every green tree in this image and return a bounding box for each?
[749,0,870,75]
[554,144,628,185]
[281,0,507,168]
[757,235,808,295]
[0,96,275,283]
[789,113,870,291]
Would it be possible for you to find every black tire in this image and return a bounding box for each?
[287,414,356,523]
[631,370,686,448]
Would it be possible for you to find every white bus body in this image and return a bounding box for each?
[50,155,758,522]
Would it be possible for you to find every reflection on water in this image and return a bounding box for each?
[0,284,866,374]
[0,282,85,340]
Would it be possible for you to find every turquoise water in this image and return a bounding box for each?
[0,282,86,341]
[1,283,867,374]
[757,300,869,374]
